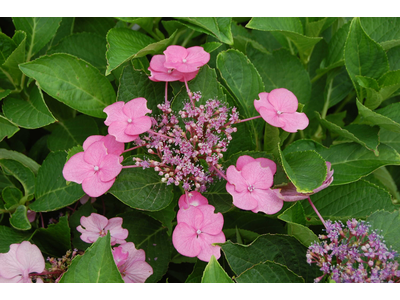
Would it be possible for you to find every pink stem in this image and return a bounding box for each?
[122,165,142,169]
[165,82,168,104]
[212,166,228,181]
[184,78,194,107]
[236,115,262,123]
[148,129,172,140]
[123,145,143,153]
[307,196,326,229]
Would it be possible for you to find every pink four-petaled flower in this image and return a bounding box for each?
[104,97,152,143]
[172,204,225,262]
[0,241,45,283]
[226,155,283,215]
[178,191,209,210]
[254,88,309,133]
[77,213,128,246]
[62,140,122,197]
[148,54,198,82]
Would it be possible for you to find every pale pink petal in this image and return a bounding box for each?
[112,246,129,268]
[178,191,209,209]
[104,102,126,126]
[83,141,108,167]
[98,154,122,182]
[0,275,23,283]
[77,225,102,243]
[254,92,270,112]
[16,241,45,275]
[125,116,152,136]
[197,205,224,235]
[101,135,125,156]
[149,55,168,72]
[80,213,108,232]
[0,244,24,279]
[108,120,138,143]
[83,135,104,151]
[259,106,286,128]
[255,158,277,174]
[226,165,248,192]
[164,45,188,69]
[236,155,256,171]
[122,261,153,283]
[241,161,273,189]
[62,152,94,184]
[280,112,309,133]
[122,98,152,120]
[196,231,226,262]
[105,218,129,245]
[81,174,115,197]
[149,69,184,82]
[186,46,210,66]
[251,189,284,215]
[226,183,258,211]
[172,222,201,257]
[27,210,36,222]
[279,183,308,202]
[179,70,199,82]
[176,206,204,229]
[120,243,146,262]
[267,88,299,113]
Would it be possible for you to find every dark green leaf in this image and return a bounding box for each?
[0,159,35,198]
[0,115,19,142]
[0,148,40,175]
[0,225,34,253]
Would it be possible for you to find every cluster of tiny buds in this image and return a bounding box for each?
[307,219,400,283]
[135,92,239,192]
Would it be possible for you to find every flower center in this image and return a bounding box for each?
[277,110,282,115]
[247,185,255,192]
[99,229,106,237]
[196,229,202,235]
[94,165,99,172]
[127,118,132,123]
[168,69,173,74]
[182,58,187,63]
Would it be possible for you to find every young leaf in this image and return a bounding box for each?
[9,205,31,230]
[0,159,35,199]
[201,255,234,283]
[19,54,116,118]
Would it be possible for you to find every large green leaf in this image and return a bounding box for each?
[361,17,400,50]
[59,233,124,283]
[302,180,396,223]
[0,148,40,175]
[0,225,34,253]
[221,234,320,282]
[30,151,85,212]
[0,159,35,199]
[118,210,172,283]
[109,167,174,211]
[19,53,116,118]
[344,18,389,99]
[0,115,19,142]
[12,17,62,60]
[201,255,234,283]
[3,85,56,129]
[235,261,304,283]
[0,32,16,65]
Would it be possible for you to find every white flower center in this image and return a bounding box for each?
[182,58,187,63]
[94,165,99,171]
[196,229,202,235]
[277,110,282,115]
[248,185,255,192]
[127,118,132,123]
[168,69,173,74]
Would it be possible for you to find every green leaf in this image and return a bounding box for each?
[279,149,327,193]
[144,195,177,236]
[32,215,71,257]
[278,202,320,247]
[47,115,99,151]
[246,17,322,64]
[235,261,304,283]
[186,260,208,283]
[203,179,233,214]
[110,159,174,211]
[356,99,400,133]
[30,151,85,212]
[0,115,19,142]
[0,225,34,253]
[302,180,396,223]
[0,32,17,65]
[0,89,11,100]
[0,148,40,175]
[377,70,400,100]
[47,32,108,75]
[361,17,400,50]
[247,46,311,107]
[73,17,116,37]
[367,210,400,262]
[316,113,380,155]
[69,201,97,251]
[106,28,177,75]
[285,140,400,186]
[59,233,124,283]
[9,205,31,230]
[387,46,400,70]
[201,255,234,283]
[175,17,233,45]
[12,17,62,60]
[324,22,350,69]
[0,159,35,199]
[3,85,56,129]
[118,210,172,283]
[2,186,22,209]
[344,18,389,99]
[19,53,116,118]
[221,234,320,282]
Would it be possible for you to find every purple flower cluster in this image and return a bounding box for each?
[133,93,239,192]
[307,219,400,283]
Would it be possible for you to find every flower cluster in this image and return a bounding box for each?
[172,192,225,262]
[77,213,153,283]
[307,219,400,283]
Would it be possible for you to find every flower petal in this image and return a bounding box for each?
[241,161,273,190]
[125,116,152,136]
[108,120,137,143]
[98,154,122,182]
[62,152,94,184]
[172,222,201,258]
[197,205,224,235]
[196,231,226,262]
[258,106,286,128]
[83,141,108,167]
[104,102,126,126]
[122,261,153,283]
[254,92,271,113]
[178,191,209,209]
[251,189,284,215]
[226,183,258,211]
[280,112,309,133]
[82,175,115,197]
[15,241,45,275]
[122,98,152,120]
[267,88,298,113]
[226,165,248,192]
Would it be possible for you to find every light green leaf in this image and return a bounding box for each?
[0,148,40,175]
[10,205,31,230]
[201,255,234,283]
[3,85,56,129]
[59,233,124,283]
[30,151,85,212]
[235,261,304,283]
[2,186,22,210]
[19,53,116,118]
[12,17,62,60]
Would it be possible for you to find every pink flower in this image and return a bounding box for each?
[62,141,122,197]
[163,45,210,73]
[279,162,334,202]
[178,191,209,210]
[104,98,152,143]
[226,155,283,215]
[79,194,96,205]
[254,88,309,133]
[148,54,198,82]
[27,210,36,222]
[112,242,153,283]
[0,241,45,283]
[172,205,225,262]
[83,134,125,157]
[77,213,128,246]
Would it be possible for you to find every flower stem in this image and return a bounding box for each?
[121,165,142,169]
[123,145,143,153]
[212,165,228,181]
[236,115,262,123]
[165,82,168,104]
[147,129,172,140]
[308,196,326,229]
